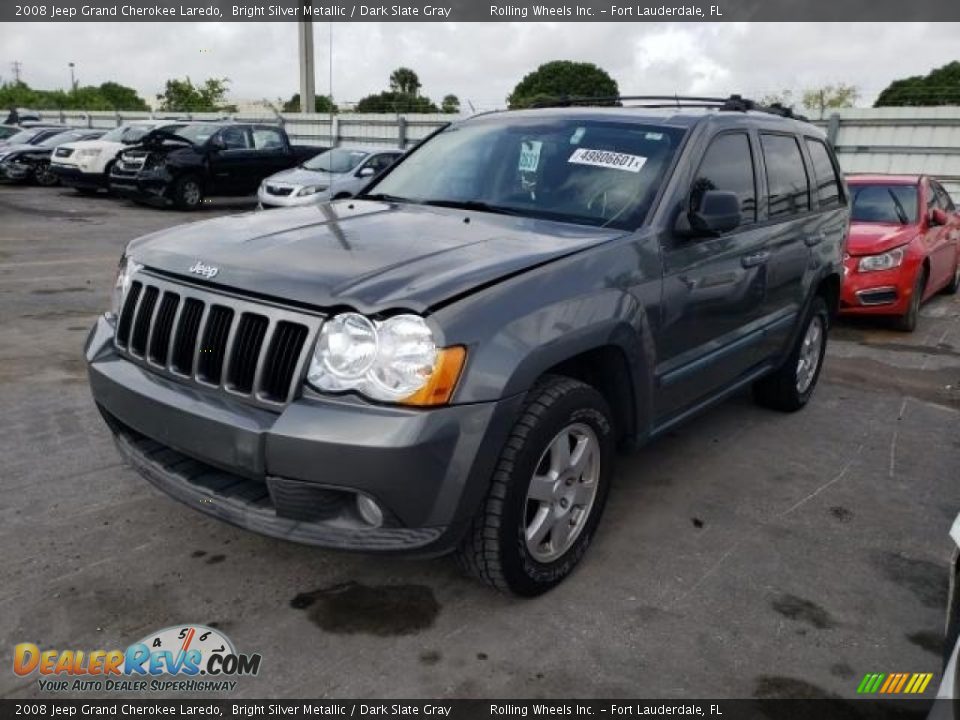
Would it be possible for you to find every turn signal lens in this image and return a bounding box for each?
[401,346,466,407]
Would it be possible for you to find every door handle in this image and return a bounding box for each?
[741,251,770,268]
[805,231,826,247]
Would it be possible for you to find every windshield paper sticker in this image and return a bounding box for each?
[568,148,647,173]
[518,141,543,173]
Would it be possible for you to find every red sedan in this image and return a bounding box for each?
[841,174,960,331]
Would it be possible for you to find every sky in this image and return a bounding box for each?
[2,22,958,111]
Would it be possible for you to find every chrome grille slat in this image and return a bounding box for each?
[114,272,321,411]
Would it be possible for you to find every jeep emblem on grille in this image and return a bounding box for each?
[189,261,219,279]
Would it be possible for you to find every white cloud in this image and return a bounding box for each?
[1,22,957,110]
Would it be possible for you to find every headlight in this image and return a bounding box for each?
[297,185,328,197]
[110,255,142,317]
[858,247,906,273]
[307,312,466,406]
[77,148,102,159]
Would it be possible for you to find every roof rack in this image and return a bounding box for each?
[526,94,808,121]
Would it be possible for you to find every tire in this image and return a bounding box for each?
[456,375,615,596]
[33,162,59,187]
[893,267,927,332]
[943,256,960,295]
[753,296,829,412]
[172,175,203,210]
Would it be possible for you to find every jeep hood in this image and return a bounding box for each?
[847,222,918,256]
[128,200,625,313]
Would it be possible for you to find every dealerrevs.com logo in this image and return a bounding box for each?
[13,624,262,693]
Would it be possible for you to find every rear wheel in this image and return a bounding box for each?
[753,296,828,412]
[172,175,203,210]
[456,375,615,596]
[893,268,926,332]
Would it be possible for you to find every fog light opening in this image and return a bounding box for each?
[356,495,384,528]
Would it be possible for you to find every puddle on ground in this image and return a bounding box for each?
[770,593,836,629]
[290,581,440,636]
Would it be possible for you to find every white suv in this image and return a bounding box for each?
[51,121,184,194]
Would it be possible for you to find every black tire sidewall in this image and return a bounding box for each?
[794,297,829,406]
[498,386,615,596]
[174,176,203,210]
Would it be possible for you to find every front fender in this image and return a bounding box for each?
[432,236,661,443]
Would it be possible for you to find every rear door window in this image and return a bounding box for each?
[804,138,844,208]
[760,134,810,218]
[691,132,756,223]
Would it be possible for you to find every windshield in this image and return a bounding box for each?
[4,128,43,145]
[367,118,686,229]
[0,126,19,140]
[168,123,219,145]
[303,148,369,173]
[850,184,919,224]
[38,130,87,148]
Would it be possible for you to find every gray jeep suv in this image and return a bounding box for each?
[86,96,848,596]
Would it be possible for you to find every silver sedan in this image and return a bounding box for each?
[257,146,402,208]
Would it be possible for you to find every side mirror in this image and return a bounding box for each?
[929,207,949,227]
[678,190,742,238]
[357,166,376,178]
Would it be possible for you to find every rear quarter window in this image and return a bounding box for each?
[760,133,810,218]
[804,137,844,209]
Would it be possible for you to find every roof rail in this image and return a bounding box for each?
[525,94,808,121]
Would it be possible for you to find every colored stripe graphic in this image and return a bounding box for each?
[856,672,933,694]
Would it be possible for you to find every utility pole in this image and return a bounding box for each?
[297,20,315,114]
[11,61,22,83]
[68,62,76,92]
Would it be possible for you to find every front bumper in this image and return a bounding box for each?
[839,257,913,316]
[86,315,518,555]
[0,159,32,182]
[109,168,171,205]
[257,185,330,208]
[51,163,108,190]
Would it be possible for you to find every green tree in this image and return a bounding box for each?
[875,61,960,106]
[507,60,619,109]
[389,67,421,96]
[157,77,233,113]
[97,82,149,110]
[441,94,460,114]
[355,91,438,113]
[281,93,338,113]
[801,84,859,117]
[759,90,795,108]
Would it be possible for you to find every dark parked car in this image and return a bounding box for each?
[0,128,105,185]
[86,96,848,595]
[0,125,69,148]
[109,122,321,209]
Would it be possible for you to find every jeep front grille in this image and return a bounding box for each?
[115,275,322,408]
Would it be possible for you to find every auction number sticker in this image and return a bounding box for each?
[518,141,543,172]
[568,148,647,173]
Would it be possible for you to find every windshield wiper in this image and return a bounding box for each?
[420,199,524,216]
[357,192,417,204]
[887,190,909,225]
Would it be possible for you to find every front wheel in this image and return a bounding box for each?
[893,268,926,332]
[456,375,615,596]
[172,175,204,210]
[33,162,59,187]
[753,296,828,412]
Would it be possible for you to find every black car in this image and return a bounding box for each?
[0,128,105,185]
[87,96,848,595]
[109,122,322,209]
